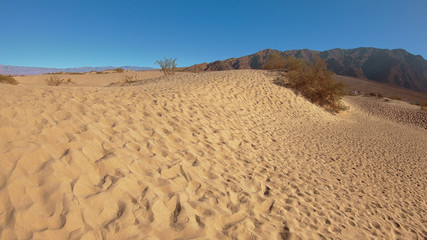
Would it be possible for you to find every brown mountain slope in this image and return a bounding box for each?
[184,48,427,93]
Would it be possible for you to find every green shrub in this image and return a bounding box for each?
[155,57,177,75]
[0,74,19,85]
[45,75,64,86]
[284,56,346,112]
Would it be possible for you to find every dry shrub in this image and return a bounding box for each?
[264,52,286,70]
[66,78,76,85]
[0,74,19,85]
[45,75,64,86]
[155,57,177,75]
[115,68,124,73]
[123,74,138,83]
[284,56,346,112]
[420,102,427,111]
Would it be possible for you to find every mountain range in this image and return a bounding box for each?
[0,65,154,75]
[184,48,427,93]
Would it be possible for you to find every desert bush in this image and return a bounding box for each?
[155,57,177,75]
[264,52,286,70]
[66,78,76,85]
[0,74,19,85]
[115,68,124,73]
[123,74,138,83]
[284,56,346,112]
[45,75,64,86]
[420,102,427,111]
[284,56,306,72]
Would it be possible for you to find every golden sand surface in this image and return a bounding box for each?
[1,70,426,239]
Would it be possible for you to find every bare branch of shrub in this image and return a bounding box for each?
[45,75,64,86]
[155,57,177,75]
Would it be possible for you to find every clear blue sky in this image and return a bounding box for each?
[1,0,426,68]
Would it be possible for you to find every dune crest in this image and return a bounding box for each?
[0,70,426,239]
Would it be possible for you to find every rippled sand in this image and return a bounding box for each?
[1,70,426,239]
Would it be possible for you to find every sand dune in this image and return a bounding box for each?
[14,70,164,87]
[0,70,426,239]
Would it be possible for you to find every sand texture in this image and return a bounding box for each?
[0,70,426,239]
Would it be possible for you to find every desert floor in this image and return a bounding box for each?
[1,70,426,239]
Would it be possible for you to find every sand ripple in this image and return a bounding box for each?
[0,70,426,239]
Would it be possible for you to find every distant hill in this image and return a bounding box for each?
[185,48,427,93]
[0,65,155,75]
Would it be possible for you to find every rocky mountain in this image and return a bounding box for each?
[0,65,154,75]
[185,48,427,93]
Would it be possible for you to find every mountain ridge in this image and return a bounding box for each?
[184,47,427,93]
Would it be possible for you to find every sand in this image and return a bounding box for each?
[0,70,426,239]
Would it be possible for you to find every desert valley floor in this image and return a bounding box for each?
[0,70,426,239]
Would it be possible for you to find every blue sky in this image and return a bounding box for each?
[1,0,426,68]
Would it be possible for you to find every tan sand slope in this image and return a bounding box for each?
[0,70,426,239]
[14,70,164,87]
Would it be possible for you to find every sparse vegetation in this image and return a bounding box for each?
[155,57,177,75]
[45,75,64,86]
[66,78,76,85]
[0,74,19,85]
[67,72,84,75]
[263,52,286,70]
[276,56,346,112]
[123,74,138,83]
[115,68,124,73]
[420,102,427,111]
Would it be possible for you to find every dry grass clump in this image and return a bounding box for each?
[420,102,427,111]
[66,78,76,85]
[115,68,124,73]
[0,74,19,85]
[283,56,346,112]
[123,74,138,83]
[45,75,64,86]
